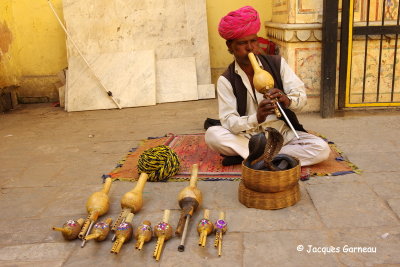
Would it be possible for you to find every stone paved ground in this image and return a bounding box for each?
[0,100,399,267]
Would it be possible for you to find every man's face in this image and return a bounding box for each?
[227,34,260,65]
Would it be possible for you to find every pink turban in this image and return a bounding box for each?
[218,6,261,40]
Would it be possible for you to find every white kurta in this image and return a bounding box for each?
[205,56,330,166]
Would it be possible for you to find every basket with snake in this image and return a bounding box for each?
[238,127,301,210]
[241,127,301,193]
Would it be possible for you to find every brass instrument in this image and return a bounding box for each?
[214,211,228,256]
[52,218,84,240]
[85,218,113,242]
[197,209,213,247]
[134,220,153,250]
[153,210,173,261]
[110,213,134,254]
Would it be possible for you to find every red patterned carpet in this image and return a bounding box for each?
[107,133,360,182]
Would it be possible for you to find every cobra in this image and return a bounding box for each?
[246,127,298,171]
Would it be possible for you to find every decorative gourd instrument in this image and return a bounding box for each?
[214,211,228,257]
[134,220,153,250]
[153,209,173,261]
[197,209,214,247]
[52,218,84,240]
[110,213,134,254]
[111,172,149,241]
[79,177,112,247]
[176,164,202,252]
[84,217,113,242]
[248,52,299,139]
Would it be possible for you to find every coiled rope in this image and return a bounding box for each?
[137,145,180,182]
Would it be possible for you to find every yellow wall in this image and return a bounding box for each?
[0,0,19,88]
[206,1,272,69]
[0,0,66,100]
[12,0,67,76]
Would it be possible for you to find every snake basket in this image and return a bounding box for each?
[241,158,300,193]
[238,182,300,210]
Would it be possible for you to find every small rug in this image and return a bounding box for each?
[106,133,360,182]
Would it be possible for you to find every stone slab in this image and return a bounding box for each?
[43,154,120,187]
[0,261,64,267]
[0,216,84,246]
[63,0,211,90]
[387,198,400,218]
[159,233,243,266]
[3,162,63,188]
[184,0,212,85]
[0,187,62,219]
[306,182,399,228]
[64,69,68,110]
[63,232,242,266]
[0,165,25,188]
[345,151,400,173]
[0,243,75,262]
[304,173,364,185]
[62,238,159,267]
[364,172,400,200]
[135,181,322,232]
[198,84,215,99]
[331,226,400,266]
[41,184,117,218]
[58,85,65,108]
[226,183,324,232]
[66,50,156,111]
[243,230,340,267]
[156,57,198,103]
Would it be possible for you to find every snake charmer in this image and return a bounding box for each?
[205,6,330,167]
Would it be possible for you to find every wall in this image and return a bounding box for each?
[14,0,67,102]
[0,0,20,88]
[1,0,272,102]
[206,1,272,83]
[0,0,67,102]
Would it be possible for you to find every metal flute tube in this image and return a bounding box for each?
[275,101,300,140]
[178,215,190,252]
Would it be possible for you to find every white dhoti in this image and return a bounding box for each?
[205,126,330,166]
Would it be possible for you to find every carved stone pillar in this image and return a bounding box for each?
[265,1,324,112]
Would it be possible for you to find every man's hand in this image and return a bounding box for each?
[265,88,291,109]
[257,98,276,123]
